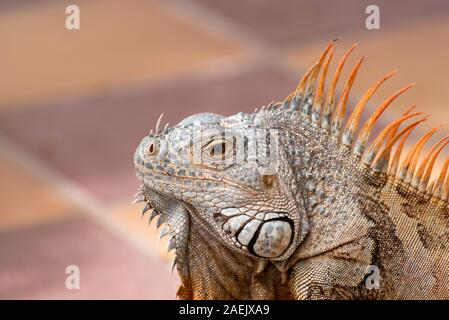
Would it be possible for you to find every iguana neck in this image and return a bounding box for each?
[263,113,378,257]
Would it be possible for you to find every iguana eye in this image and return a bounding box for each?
[203,138,233,163]
[210,142,226,158]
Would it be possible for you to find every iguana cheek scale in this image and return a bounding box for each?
[133,41,449,299]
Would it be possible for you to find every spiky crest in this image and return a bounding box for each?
[269,42,449,203]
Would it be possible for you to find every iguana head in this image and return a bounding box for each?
[134,111,308,266]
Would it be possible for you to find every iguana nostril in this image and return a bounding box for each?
[148,142,157,155]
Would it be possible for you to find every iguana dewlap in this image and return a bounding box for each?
[133,42,449,299]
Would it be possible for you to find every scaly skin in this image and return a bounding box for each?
[133,42,449,299]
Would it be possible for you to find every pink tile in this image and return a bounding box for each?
[190,0,449,46]
[0,0,245,111]
[0,216,179,299]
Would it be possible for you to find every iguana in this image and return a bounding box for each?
[133,42,449,299]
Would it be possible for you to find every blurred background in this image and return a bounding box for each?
[0,0,448,299]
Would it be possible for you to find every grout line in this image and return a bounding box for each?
[0,133,168,264]
[153,0,305,77]
[105,53,270,104]
[0,53,254,115]
[0,0,305,114]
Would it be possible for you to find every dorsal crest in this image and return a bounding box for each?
[264,41,449,203]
